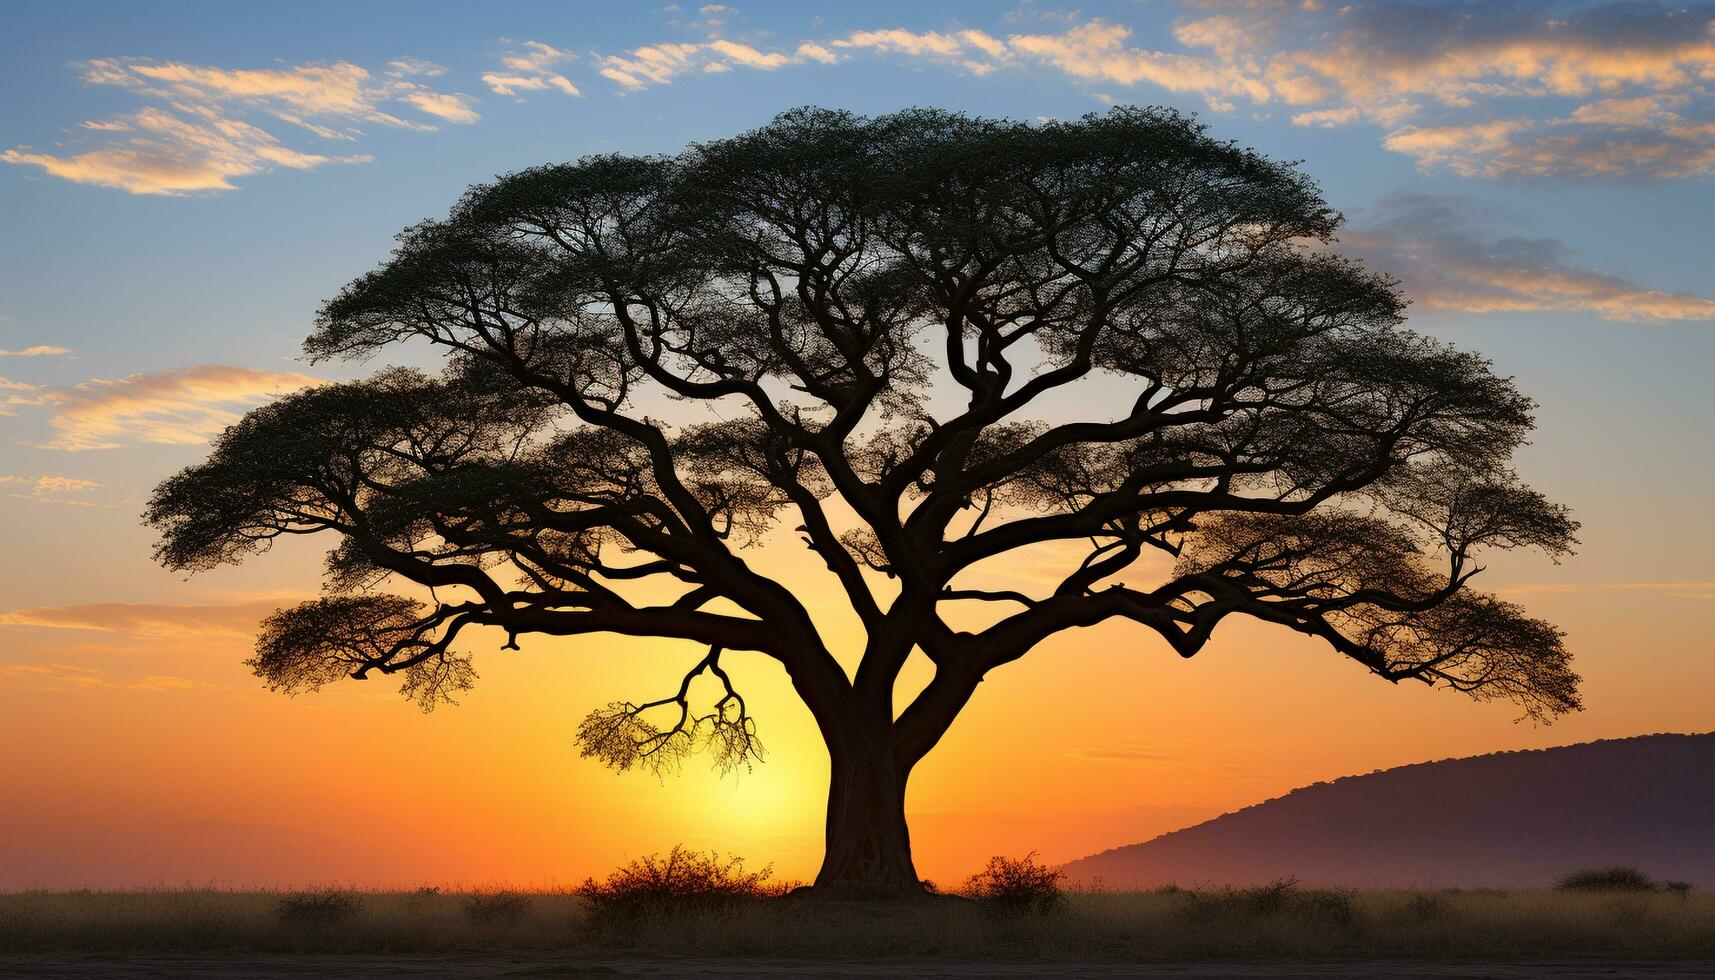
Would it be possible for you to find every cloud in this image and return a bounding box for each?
[1287,2,1715,107]
[1008,19,1270,105]
[593,25,1019,91]
[834,28,970,58]
[387,58,447,79]
[400,90,481,124]
[0,600,281,639]
[0,374,45,417]
[0,474,107,506]
[1385,97,1715,178]
[1380,118,1537,175]
[484,40,581,98]
[4,56,477,195]
[795,42,839,65]
[118,60,421,124]
[0,345,70,357]
[41,364,323,451]
[1340,194,1715,322]
[24,475,102,494]
[1292,106,1360,128]
[20,8,1714,185]
[1169,2,1715,177]
[705,39,791,69]
[598,42,712,89]
[585,4,1713,179]
[0,662,208,693]
[2,107,351,196]
[1500,580,1715,600]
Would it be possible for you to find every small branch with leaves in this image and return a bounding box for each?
[575,645,764,777]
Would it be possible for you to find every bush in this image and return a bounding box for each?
[1554,867,1658,892]
[1663,880,1695,898]
[274,888,362,925]
[464,890,533,925]
[963,853,1065,915]
[1180,878,1355,926]
[577,846,784,926]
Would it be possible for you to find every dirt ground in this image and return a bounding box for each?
[4,955,1715,979]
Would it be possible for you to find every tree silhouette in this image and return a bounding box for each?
[147,107,1579,896]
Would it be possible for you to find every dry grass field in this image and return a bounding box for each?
[2,883,1712,964]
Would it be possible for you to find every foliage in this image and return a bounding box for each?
[576,845,789,924]
[962,852,1066,915]
[575,647,762,776]
[1178,877,1355,925]
[1554,866,1660,892]
[274,888,362,925]
[462,890,533,925]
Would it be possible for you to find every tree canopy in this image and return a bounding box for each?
[148,106,1578,893]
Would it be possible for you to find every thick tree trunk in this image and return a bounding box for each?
[812,731,922,896]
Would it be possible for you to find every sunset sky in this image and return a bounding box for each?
[3,0,1714,889]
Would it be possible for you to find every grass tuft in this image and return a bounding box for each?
[463,889,533,925]
[1177,877,1355,926]
[274,888,362,925]
[1554,867,1659,892]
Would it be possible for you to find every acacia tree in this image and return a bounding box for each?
[147,107,1579,896]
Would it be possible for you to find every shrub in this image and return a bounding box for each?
[963,852,1065,915]
[274,888,362,925]
[1554,867,1657,892]
[464,890,533,925]
[1663,880,1694,897]
[1180,878,1354,926]
[577,846,783,925]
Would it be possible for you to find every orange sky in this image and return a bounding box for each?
[3,510,1711,889]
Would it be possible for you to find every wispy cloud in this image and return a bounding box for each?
[1340,194,1715,322]
[483,40,581,98]
[18,5,1711,197]
[582,3,1715,180]
[0,662,207,693]
[40,364,322,451]
[593,27,1014,89]
[1384,97,1715,178]
[400,90,482,124]
[0,474,108,507]
[0,345,71,357]
[598,42,718,89]
[0,374,45,417]
[1498,581,1715,600]
[0,600,281,638]
[1008,20,1271,103]
[4,56,478,195]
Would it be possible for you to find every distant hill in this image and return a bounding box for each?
[1061,733,1715,889]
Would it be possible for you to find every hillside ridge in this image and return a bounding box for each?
[1061,731,1715,888]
